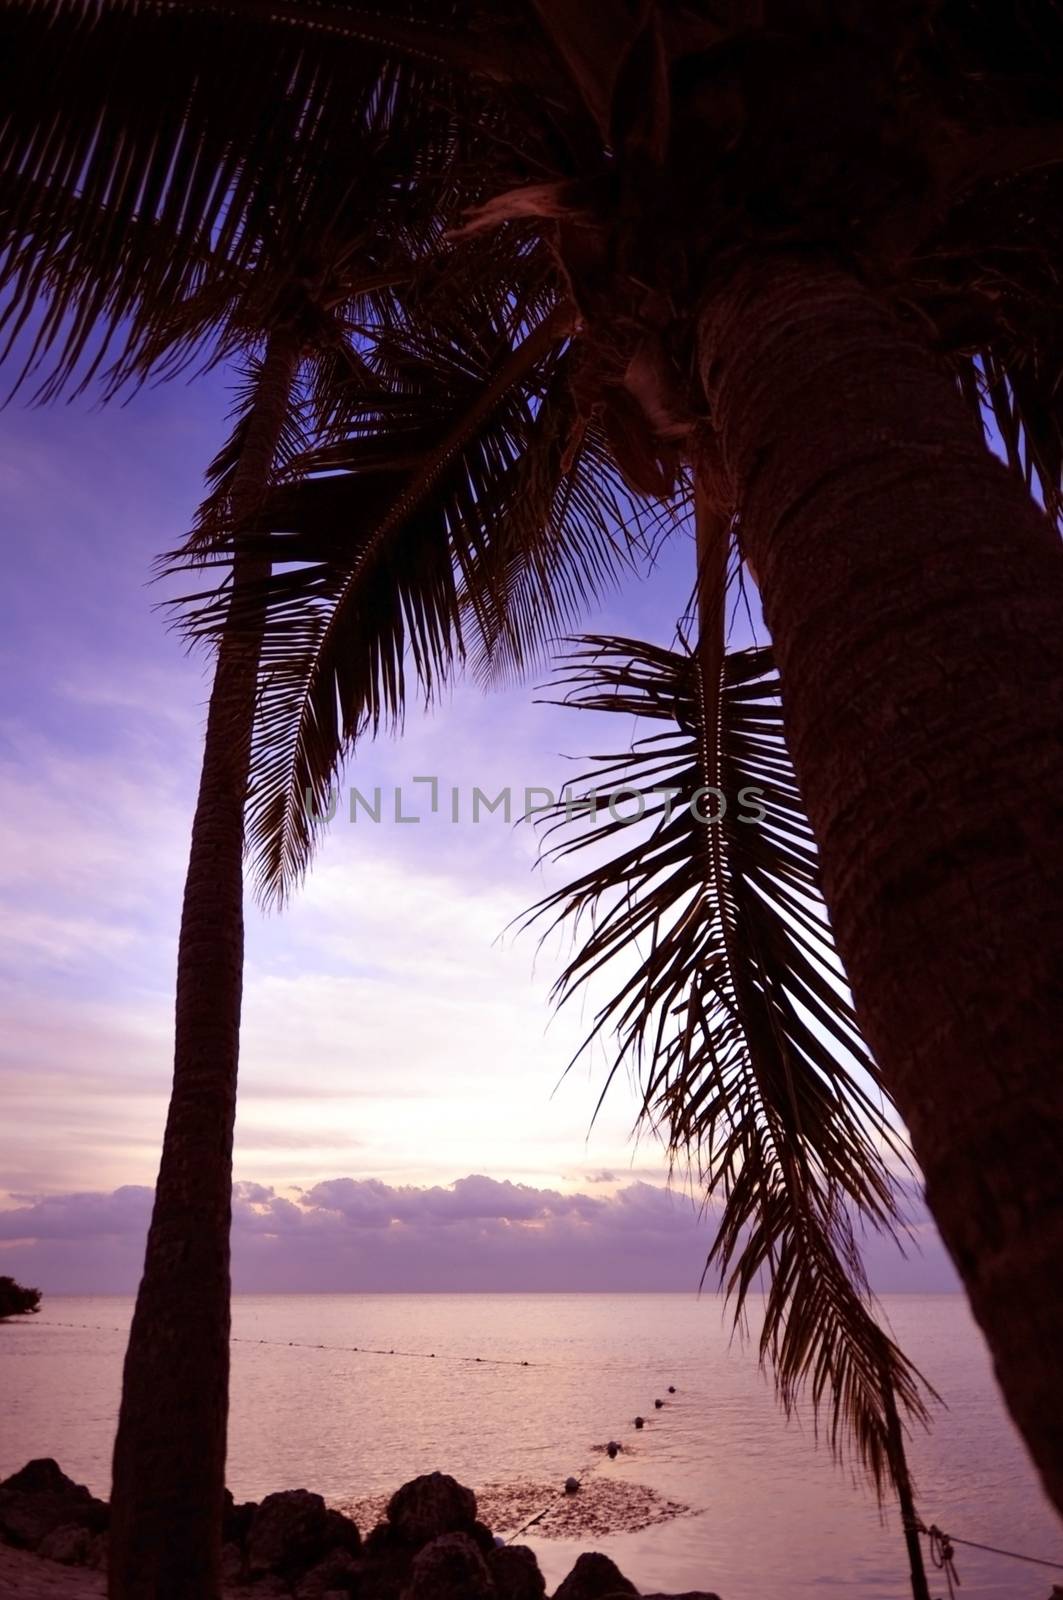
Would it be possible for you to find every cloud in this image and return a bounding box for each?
[0,1172,959,1296]
[300,1174,602,1228]
[0,1185,152,1241]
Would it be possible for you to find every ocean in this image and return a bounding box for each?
[1,1293,1060,1598]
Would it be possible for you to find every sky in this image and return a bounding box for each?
[0,357,960,1295]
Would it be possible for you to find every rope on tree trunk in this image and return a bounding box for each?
[910,1517,1063,1586]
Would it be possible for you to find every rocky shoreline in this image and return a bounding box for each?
[0,1459,721,1599]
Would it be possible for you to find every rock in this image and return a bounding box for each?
[606,1443,619,1460]
[36,1522,92,1565]
[246,1578,292,1598]
[223,1487,259,1547]
[552,1551,638,1599]
[0,1458,107,1550]
[489,1542,546,1600]
[654,1399,664,1410]
[667,1386,676,1394]
[220,1540,245,1582]
[469,1520,497,1555]
[88,1532,109,1570]
[322,1507,361,1557]
[247,1488,332,1576]
[564,1477,580,1495]
[294,1546,362,1598]
[363,1521,403,1558]
[400,1531,494,1600]
[633,1417,645,1430]
[359,1522,415,1600]
[387,1472,477,1549]
[1,1462,76,1497]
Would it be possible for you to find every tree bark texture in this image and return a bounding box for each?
[108,327,302,1599]
[698,253,1063,1514]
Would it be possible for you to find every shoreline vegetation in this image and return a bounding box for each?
[0,1278,41,1320]
[0,1462,717,1600]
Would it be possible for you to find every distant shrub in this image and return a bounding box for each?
[0,1276,41,1319]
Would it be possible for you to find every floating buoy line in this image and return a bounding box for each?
[22,1321,1063,1584]
[504,1390,677,1541]
[40,1319,693,1372]
[41,1315,682,1542]
[42,1320,541,1367]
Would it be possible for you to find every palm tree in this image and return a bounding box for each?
[1,23,489,1593]
[3,0,1063,1583]
[2,17,642,1596]
[204,2,1063,1519]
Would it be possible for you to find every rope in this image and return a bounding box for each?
[912,1519,1063,1583]
[43,1321,543,1368]
[505,1396,674,1541]
[42,1318,700,1373]
[46,1318,1063,1581]
[232,1335,539,1368]
[43,1314,677,1546]
[926,1525,960,1599]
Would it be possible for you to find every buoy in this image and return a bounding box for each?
[668,1385,676,1394]
[634,1416,645,1429]
[654,1398,664,1409]
[607,1441,619,1459]
[564,1476,580,1495]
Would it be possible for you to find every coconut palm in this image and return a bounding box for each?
[104,243,401,1598]
[201,0,1063,1525]
[1,17,643,1597]
[3,3,1063,1591]
[0,23,490,1593]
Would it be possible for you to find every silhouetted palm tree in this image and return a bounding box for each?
[1,16,642,1596]
[3,6,1063,1594]
[0,23,510,1592]
[208,3,1063,1524]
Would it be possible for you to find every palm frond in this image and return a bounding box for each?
[176,289,641,900]
[525,628,936,1496]
[0,0,516,396]
[190,360,315,554]
[457,362,668,689]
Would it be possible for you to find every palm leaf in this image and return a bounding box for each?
[176,277,652,901]
[525,626,936,1496]
[0,0,509,396]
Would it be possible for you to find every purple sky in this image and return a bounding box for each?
[0,358,961,1296]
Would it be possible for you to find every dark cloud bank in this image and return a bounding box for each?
[0,1174,959,1294]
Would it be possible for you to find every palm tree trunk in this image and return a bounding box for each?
[109,327,301,1600]
[880,1361,930,1600]
[697,254,1063,1513]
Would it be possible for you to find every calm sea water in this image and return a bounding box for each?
[1,1294,1060,1598]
